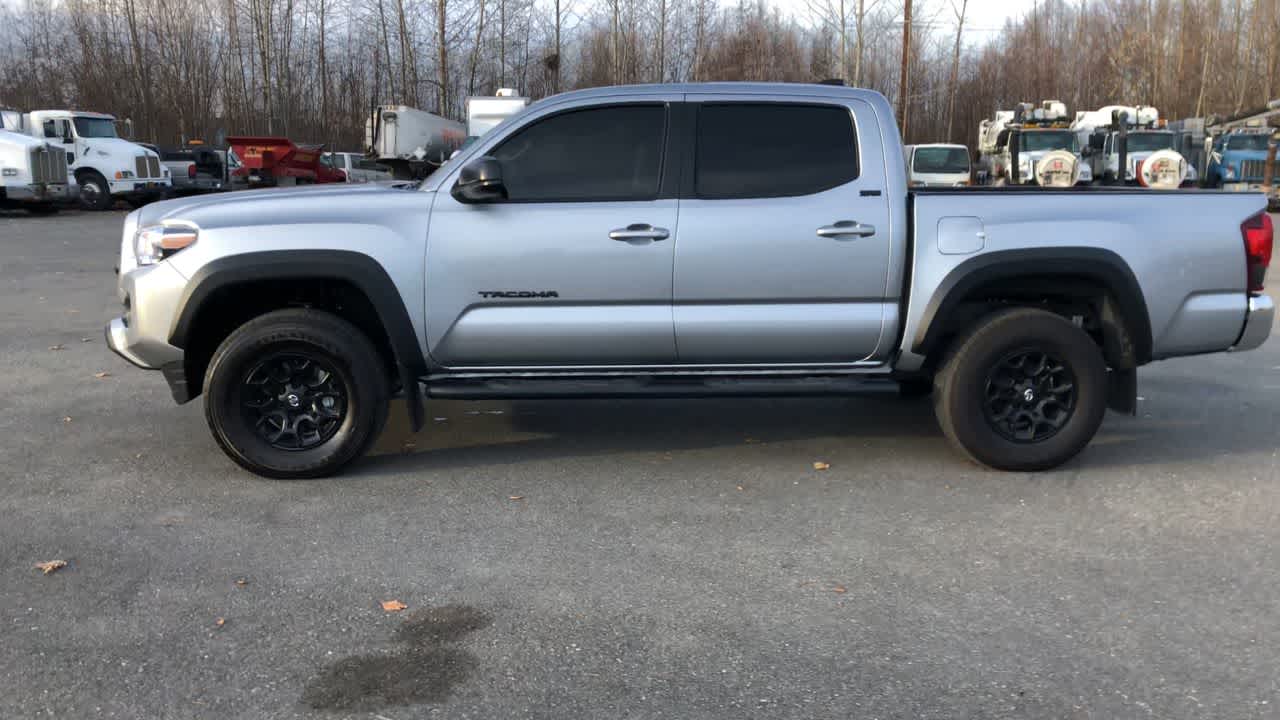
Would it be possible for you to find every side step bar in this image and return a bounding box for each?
[424,374,901,400]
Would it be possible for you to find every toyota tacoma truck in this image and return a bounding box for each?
[105,83,1275,478]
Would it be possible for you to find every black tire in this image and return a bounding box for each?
[932,308,1107,472]
[77,171,113,210]
[203,309,390,479]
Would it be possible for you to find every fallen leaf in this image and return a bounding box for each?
[93,371,111,379]
[48,344,64,351]
[34,560,67,575]
[381,600,407,612]
[744,438,759,444]
[214,617,226,627]
[62,416,73,423]
[834,584,847,594]
[736,485,745,491]
[812,461,831,471]
[234,578,249,587]
[80,337,93,343]
[508,495,524,501]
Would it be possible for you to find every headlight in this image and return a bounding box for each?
[1,168,17,177]
[1225,165,1236,179]
[115,170,134,180]
[134,223,198,265]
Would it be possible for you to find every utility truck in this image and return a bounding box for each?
[977,101,1091,186]
[1072,105,1194,188]
[365,105,466,179]
[8,109,170,210]
[0,110,74,213]
[107,82,1272,479]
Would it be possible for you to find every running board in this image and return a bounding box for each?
[424,374,900,400]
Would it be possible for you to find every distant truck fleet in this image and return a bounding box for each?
[977,101,1091,187]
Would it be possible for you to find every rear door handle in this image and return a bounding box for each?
[609,223,670,241]
[816,220,876,239]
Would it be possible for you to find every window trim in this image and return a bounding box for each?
[689,101,861,200]
[483,102,673,205]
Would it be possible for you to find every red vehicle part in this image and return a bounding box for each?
[227,136,346,188]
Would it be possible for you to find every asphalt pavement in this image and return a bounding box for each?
[1,209,1278,719]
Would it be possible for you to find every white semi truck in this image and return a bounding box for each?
[977,101,1092,187]
[7,109,170,210]
[1072,105,1195,188]
[0,110,75,213]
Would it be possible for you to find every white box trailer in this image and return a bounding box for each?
[465,89,530,140]
[365,105,466,179]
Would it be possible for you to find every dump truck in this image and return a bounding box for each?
[225,136,346,188]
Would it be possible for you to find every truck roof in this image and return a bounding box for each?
[30,109,117,120]
[548,82,890,104]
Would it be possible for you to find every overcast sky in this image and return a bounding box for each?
[769,0,1031,42]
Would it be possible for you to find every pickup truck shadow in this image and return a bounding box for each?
[363,394,946,473]
[359,371,1280,474]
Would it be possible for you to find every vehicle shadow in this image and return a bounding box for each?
[359,394,946,474]
[356,370,1280,475]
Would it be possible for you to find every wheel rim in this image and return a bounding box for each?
[80,180,101,205]
[982,349,1077,443]
[239,352,348,451]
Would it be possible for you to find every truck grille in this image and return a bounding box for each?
[1240,159,1280,183]
[134,155,161,178]
[30,146,69,184]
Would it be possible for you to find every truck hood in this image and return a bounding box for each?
[80,137,157,159]
[1,128,47,150]
[138,181,410,226]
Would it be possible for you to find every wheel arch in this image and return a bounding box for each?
[912,247,1153,370]
[169,250,426,430]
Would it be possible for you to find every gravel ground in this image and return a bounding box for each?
[1,208,1278,719]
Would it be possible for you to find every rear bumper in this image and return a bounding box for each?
[1232,294,1275,352]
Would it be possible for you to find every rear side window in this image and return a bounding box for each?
[490,104,665,202]
[694,103,858,199]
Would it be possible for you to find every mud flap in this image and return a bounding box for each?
[1107,367,1137,415]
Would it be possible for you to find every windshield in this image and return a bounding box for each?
[912,146,969,174]
[1124,132,1174,153]
[1020,130,1077,153]
[72,117,118,138]
[1226,134,1271,151]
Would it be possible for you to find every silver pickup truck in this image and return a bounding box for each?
[105,83,1275,478]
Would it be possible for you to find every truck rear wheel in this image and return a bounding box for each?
[933,308,1107,472]
[203,309,390,479]
[77,171,113,210]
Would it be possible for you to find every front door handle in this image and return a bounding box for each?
[816,220,876,239]
[609,223,670,241]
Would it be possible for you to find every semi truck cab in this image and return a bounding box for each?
[24,110,171,210]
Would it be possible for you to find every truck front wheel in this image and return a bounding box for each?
[933,308,1107,472]
[203,309,390,479]
[77,171,113,210]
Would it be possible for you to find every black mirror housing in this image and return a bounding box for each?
[451,156,507,203]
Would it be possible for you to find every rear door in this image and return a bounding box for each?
[425,96,680,367]
[671,96,894,364]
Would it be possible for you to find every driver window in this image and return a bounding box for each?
[488,104,666,202]
[43,120,57,139]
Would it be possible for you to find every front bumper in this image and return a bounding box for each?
[104,259,191,401]
[108,179,171,196]
[1232,294,1275,352]
[3,182,75,202]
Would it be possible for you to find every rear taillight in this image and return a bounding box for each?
[187,163,197,179]
[1242,211,1273,293]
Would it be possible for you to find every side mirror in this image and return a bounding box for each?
[1081,146,1093,158]
[451,156,507,203]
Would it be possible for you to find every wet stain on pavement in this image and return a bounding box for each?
[301,604,492,711]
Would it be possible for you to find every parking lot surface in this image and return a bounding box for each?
[2,209,1279,719]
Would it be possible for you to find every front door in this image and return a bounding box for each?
[426,98,679,368]
[671,97,895,364]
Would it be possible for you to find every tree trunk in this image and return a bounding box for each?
[437,0,449,116]
[897,0,911,137]
[946,0,966,141]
